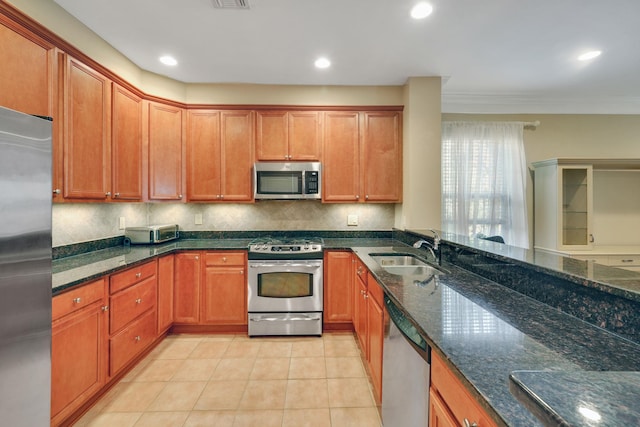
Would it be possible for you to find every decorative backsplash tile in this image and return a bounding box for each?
[52,202,394,247]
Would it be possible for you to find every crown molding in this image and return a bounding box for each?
[442,92,640,115]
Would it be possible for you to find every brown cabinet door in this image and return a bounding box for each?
[174,252,201,323]
[148,102,183,200]
[354,274,368,356]
[289,111,321,160]
[111,84,143,200]
[202,266,247,324]
[51,300,107,425]
[362,111,402,202]
[323,111,360,202]
[63,55,111,200]
[256,110,288,160]
[0,19,54,117]
[187,110,222,201]
[220,110,254,201]
[429,389,458,427]
[157,254,175,334]
[323,251,353,324]
[367,289,385,404]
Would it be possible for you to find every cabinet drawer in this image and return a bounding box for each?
[110,309,156,376]
[431,352,497,427]
[355,258,368,285]
[608,255,640,266]
[53,278,106,320]
[366,272,384,306]
[205,251,245,266]
[110,276,157,333]
[110,260,156,293]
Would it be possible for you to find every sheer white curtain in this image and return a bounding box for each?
[441,121,529,248]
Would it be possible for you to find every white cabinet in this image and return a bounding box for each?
[533,159,593,251]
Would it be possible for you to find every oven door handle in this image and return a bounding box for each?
[249,263,321,268]
[250,315,321,322]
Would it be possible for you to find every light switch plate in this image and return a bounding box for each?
[195,213,203,225]
[347,214,358,226]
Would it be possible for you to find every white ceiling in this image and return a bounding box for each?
[52,0,640,113]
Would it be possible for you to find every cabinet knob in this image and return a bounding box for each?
[105,192,111,197]
[589,234,595,243]
[134,335,141,342]
[365,195,369,200]
[355,195,359,200]
[222,257,227,262]
[73,297,82,304]
[101,305,109,312]
[114,192,120,198]
[135,298,142,304]
[135,272,142,278]
[239,269,244,275]
[463,419,478,427]
[53,188,61,195]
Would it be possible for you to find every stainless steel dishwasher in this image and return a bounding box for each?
[382,295,430,427]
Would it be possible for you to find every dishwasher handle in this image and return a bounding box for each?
[385,296,429,362]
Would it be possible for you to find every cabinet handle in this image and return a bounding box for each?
[134,335,141,342]
[114,192,120,198]
[135,298,142,304]
[101,305,109,312]
[621,259,635,263]
[463,419,478,427]
[365,195,369,200]
[222,257,227,262]
[73,297,82,304]
[363,293,368,299]
[355,195,359,200]
[589,234,595,243]
[105,192,111,197]
[179,194,183,199]
[239,269,244,274]
[195,256,199,260]
[53,188,61,195]
[135,272,142,278]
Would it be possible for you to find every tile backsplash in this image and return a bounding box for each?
[52,202,395,247]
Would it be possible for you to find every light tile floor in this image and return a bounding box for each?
[75,332,382,427]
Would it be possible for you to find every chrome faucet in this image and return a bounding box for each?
[413,229,442,265]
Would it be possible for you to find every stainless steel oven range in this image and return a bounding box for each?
[247,237,324,336]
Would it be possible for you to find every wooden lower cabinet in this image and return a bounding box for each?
[202,252,247,325]
[109,309,157,375]
[352,259,386,404]
[174,252,202,324]
[323,251,353,329]
[430,351,497,427]
[157,254,175,334]
[51,278,108,427]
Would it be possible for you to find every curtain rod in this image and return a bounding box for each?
[524,120,540,129]
[442,120,541,129]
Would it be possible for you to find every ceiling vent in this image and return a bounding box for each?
[212,0,250,9]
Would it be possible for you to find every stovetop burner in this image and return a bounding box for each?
[248,236,324,259]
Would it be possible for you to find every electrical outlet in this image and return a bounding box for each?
[119,217,126,230]
[195,213,203,225]
[347,214,358,226]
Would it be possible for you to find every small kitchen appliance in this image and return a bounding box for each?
[125,224,179,244]
[247,236,324,336]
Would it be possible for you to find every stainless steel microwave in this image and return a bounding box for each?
[254,162,321,200]
[124,224,179,244]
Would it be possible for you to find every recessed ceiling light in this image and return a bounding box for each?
[577,50,602,61]
[411,2,433,19]
[159,55,178,66]
[315,57,331,69]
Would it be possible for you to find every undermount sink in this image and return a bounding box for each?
[370,253,442,276]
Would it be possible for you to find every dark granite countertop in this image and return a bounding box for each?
[353,245,640,427]
[509,371,640,427]
[52,236,640,426]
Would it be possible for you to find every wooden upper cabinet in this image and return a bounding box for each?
[220,110,254,201]
[148,101,184,200]
[362,111,402,202]
[322,111,360,202]
[62,55,112,200]
[111,84,143,201]
[187,110,222,201]
[0,19,55,117]
[256,110,320,161]
[187,109,253,202]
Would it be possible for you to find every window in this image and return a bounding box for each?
[441,121,529,248]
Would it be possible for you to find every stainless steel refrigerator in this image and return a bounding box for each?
[0,106,52,426]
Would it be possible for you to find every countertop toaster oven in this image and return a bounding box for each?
[124,224,179,244]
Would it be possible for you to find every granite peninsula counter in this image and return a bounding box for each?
[52,232,640,426]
